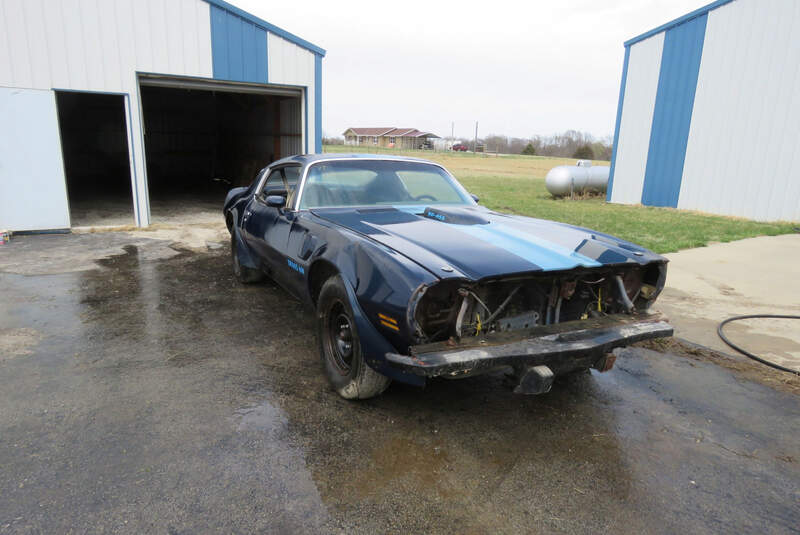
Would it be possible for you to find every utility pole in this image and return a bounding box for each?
[474,121,478,152]
[451,122,454,141]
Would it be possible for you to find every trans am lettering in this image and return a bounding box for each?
[287,258,305,275]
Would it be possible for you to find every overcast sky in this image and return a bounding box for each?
[234,0,709,141]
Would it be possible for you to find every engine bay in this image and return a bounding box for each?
[411,263,666,344]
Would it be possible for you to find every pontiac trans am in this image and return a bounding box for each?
[224,154,672,399]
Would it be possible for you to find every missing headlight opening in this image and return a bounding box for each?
[412,263,666,344]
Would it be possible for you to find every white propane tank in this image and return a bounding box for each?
[545,161,610,197]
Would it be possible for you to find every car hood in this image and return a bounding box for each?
[311,205,665,280]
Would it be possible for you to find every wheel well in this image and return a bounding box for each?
[225,212,233,233]
[308,260,339,306]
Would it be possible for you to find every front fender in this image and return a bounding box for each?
[339,274,426,387]
[308,222,438,348]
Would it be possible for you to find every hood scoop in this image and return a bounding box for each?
[421,207,490,226]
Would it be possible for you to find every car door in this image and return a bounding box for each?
[242,165,302,292]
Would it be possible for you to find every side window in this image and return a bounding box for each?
[261,170,286,195]
[281,166,301,206]
[258,166,300,202]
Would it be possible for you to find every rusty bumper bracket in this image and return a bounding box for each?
[385,313,673,378]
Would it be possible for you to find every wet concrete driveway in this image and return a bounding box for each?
[1,234,799,534]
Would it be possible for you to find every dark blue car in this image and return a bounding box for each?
[224,154,672,399]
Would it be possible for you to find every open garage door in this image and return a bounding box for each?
[56,91,134,227]
[138,76,302,224]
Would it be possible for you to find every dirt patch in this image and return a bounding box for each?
[0,328,43,361]
[123,225,228,251]
[640,337,800,396]
[72,220,228,251]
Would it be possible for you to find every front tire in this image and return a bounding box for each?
[231,233,264,284]
[317,275,391,399]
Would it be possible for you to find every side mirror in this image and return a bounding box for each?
[470,193,480,203]
[265,195,286,208]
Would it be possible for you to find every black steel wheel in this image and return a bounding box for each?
[317,275,391,399]
[325,303,355,374]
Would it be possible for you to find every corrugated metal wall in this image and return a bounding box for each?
[608,34,664,204]
[609,0,800,222]
[0,0,213,90]
[280,98,303,156]
[679,0,800,221]
[0,0,323,229]
[268,33,317,154]
[640,14,707,208]
[209,4,268,84]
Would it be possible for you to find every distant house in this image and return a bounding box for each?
[343,128,440,149]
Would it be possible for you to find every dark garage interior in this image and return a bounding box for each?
[139,85,302,223]
[56,91,134,227]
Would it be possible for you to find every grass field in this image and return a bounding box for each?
[323,145,797,254]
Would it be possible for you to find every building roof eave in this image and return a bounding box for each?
[624,0,734,47]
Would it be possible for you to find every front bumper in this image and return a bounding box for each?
[385,312,672,378]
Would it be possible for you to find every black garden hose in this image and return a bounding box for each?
[717,314,800,375]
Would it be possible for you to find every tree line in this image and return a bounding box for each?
[483,130,612,160]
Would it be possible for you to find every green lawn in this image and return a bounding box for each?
[323,145,797,254]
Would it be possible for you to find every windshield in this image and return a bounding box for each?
[298,160,474,209]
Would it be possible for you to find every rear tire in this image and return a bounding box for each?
[231,233,264,284]
[317,275,391,399]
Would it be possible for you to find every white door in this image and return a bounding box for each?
[0,87,70,231]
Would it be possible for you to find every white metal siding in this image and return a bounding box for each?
[0,0,213,92]
[679,0,800,221]
[609,33,664,204]
[0,88,70,230]
[0,0,213,227]
[268,33,316,154]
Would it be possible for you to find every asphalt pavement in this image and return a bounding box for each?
[1,233,798,534]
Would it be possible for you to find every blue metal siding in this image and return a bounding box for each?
[314,55,322,153]
[606,46,631,202]
[641,14,707,207]
[210,7,228,78]
[203,0,326,57]
[625,0,733,47]
[210,5,268,84]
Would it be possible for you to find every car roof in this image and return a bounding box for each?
[269,153,437,167]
